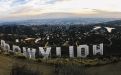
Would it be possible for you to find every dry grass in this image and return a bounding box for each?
[0,54,57,75]
[0,54,121,75]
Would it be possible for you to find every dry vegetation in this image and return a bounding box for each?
[1,52,121,75]
[0,54,56,75]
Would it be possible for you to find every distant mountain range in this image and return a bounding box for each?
[0,19,121,35]
[0,18,120,25]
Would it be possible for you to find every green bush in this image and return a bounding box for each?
[103,58,107,61]
[14,52,19,57]
[65,58,69,62]
[9,50,14,55]
[49,60,57,65]
[37,58,43,62]
[3,52,11,56]
[17,53,27,59]
[10,63,43,75]
[0,50,2,54]
[73,59,78,62]
[94,58,98,61]
[88,60,94,63]
[112,57,118,62]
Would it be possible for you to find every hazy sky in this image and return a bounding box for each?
[0,0,121,21]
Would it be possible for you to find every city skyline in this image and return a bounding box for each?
[0,0,121,21]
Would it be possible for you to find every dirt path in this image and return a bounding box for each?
[108,38,112,45]
[0,54,62,75]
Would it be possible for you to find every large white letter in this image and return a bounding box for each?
[1,40,10,52]
[69,46,74,58]
[77,45,89,58]
[23,47,28,57]
[4,43,10,52]
[1,40,5,50]
[93,43,103,55]
[27,48,36,59]
[39,47,51,58]
[56,47,61,57]
[13,45,21,54]
[31,49,36,58]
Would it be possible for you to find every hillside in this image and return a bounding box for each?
[1,54,121,75]
[0,54,56,75]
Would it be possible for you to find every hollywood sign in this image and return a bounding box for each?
[1,40,103,59]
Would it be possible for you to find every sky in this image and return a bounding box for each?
[0,0,121,21]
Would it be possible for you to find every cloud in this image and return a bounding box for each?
[95,11,121,18]
[91,9,109,13]
[11,0,27,6]
[11,6,42,15]
[45,0,70,4]
[1,11,121,21]
[78,9,121,18]
[0,0,121,21]
[45,0,61,4]
[31,11,121,19]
